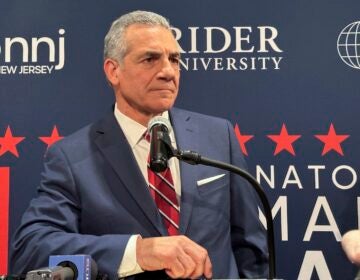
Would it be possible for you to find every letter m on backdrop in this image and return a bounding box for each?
[0,167,9,275]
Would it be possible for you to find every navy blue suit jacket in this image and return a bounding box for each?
[11,107,268,279]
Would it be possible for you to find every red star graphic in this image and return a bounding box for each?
[315,123,349,156]
[267,124,301,156]
[234,124,254,156]
[39,126,64,148]
[0,126,26,158]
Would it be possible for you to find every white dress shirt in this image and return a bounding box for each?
[114,105,181,277]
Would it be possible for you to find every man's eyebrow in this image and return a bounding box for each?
[139,51,181,60]
[169,52,181,58]
[143,51,161,57]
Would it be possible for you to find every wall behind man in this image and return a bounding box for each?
[1,1,359,278]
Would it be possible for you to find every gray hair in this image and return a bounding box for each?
[104,10,171,63]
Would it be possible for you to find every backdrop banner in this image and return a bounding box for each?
[1,1,359,279]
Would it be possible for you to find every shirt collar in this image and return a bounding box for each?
[114,104,170,149]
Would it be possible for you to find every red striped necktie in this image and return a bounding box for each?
[145,133,180,235]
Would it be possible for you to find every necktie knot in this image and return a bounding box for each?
[144,131,151,143]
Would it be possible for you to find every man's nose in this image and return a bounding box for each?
[158,58,177,80]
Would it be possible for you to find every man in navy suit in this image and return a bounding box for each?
[11,10,268,279]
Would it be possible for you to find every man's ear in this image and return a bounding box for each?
[104,58,120,86]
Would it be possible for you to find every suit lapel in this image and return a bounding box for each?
[92,112,167,236]
[170,108,199,235]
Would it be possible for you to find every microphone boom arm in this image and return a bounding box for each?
[158,134,276,279]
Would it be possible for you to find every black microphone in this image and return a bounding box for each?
[49,255,97,280]
[25,255,98,280]
[25,266,73,280]
[147,116,173,173]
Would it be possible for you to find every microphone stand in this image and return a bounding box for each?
[156,132,276,279]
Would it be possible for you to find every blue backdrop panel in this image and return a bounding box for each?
[1,1,359,279]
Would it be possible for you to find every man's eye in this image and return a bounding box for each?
[170,57,180,64]
[144,57,154,63]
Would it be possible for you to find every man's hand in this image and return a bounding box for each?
[136,235,212,279]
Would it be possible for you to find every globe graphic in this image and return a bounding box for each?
[337,21,360,69]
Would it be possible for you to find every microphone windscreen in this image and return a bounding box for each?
[49,255,97,280]
[147,116,172,133]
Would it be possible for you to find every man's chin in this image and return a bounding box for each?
[148,104,174,116]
